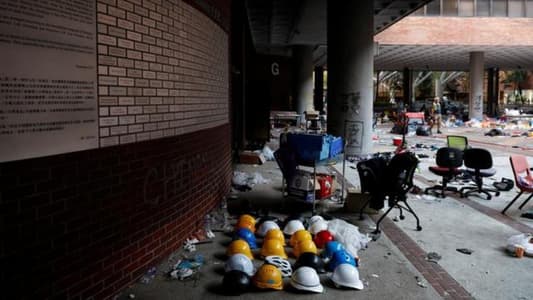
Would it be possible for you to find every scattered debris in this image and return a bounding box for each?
[168,255,205,281]
[456,248,474,255]
[426,252,442,263]
[128,294,136,299]
[371,274,380,278]
[415,276,427,288]
[232,171,272,191]
[139,267,157,284]
[410,185,423,195]
[521,209,533,219]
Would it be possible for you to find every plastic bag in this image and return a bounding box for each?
[327,219,371,257]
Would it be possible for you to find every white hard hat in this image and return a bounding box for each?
[308,220,328,235]
[224,253,254,276]
[331,263,364,290]
[257,220,280,237]
[290,266,324,293]
[283,219,305,236]
[308,215,325,226]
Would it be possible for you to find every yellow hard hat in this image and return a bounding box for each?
[260,238,288,259]
[289,229,312,248]
[227,239,254,260]
[264,229,286,246]
[235,214,256,233]
[293,239,317,258]
[252,264,283,290]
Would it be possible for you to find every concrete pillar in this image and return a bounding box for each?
[314,66,324,113]
[403,68,413,105]
[327,0,373,156]
[469,52,484,120]
[293,45,314,117]
[435,77,443,99]
[487,68,495,117]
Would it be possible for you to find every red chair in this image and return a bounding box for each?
[501,155,533,215]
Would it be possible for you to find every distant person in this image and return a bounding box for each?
[430,97,442,134]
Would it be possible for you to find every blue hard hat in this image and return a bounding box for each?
[233,227,258,249]
[323,241,345,260]
[327,250,356,272]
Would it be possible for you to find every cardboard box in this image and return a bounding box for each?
[239,151,266,165]
[344,187,378,214]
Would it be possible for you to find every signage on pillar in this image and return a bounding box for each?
[345,121,364,155]
[0,0,98,162]
[271,62,280,76]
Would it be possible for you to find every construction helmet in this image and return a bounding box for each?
[308,215,325,226]
[293,239,318,258]
[309,220,328,235]
[283,219,305,236]
[233,227,258,249]
[235,214,256,233]
[260,238,288,259]
[331,263,364,290]
[323,241,345,260]
[257,220,280,237]
[290,229,312,248]
[222,270,251,295]
[313,230,334,249]
[227,239,254,260]
[225,253,254,276]
[265,255,292,277]
[293,252,326,274]
[290,266,323,293]
[252,264,283,290]
[264,228,286,246]
[327,250,356,272]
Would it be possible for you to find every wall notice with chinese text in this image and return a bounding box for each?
[0,0,98,162]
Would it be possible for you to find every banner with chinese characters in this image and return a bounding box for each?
[0,0,98,162]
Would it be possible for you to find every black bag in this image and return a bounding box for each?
[493,178,514,191]
[416,126,430,136]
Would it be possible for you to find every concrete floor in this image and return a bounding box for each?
[119,125,533,300]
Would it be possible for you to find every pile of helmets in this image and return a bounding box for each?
[222,213,364,294]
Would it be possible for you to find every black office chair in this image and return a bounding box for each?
[425,147,464,198]
[357,156,388,220]
[374,151,421,234]
[460,148,500,200]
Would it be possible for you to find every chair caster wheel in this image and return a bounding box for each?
[399,215,405,220]
[416,226,422,231]
[487,196,492,200]
[495,192,500,196]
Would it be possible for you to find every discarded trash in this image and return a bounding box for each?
[184,238,198,252]
[259,146,275,161]
[456,248,473,255]
[128,294,136,299]
[410,185,423,195]
[327,219,371,258]
[506,233,533,256]
[371,274,379,278]
[170,268,194,280]
[521,210,533,219]
[232,171,272,191]
[415,276,427,288]
[140,267,157,284]
[422,194,439,202]
[426,252,442,263]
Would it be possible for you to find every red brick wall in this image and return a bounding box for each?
[1,124,232,299]
[0,0,231,299]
